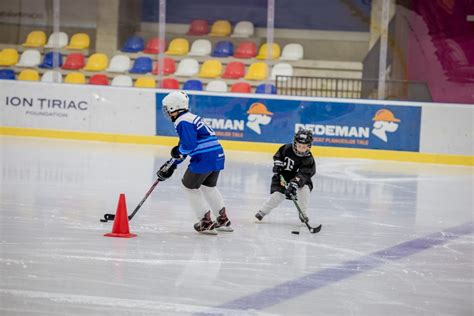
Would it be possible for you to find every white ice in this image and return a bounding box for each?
[0,136,472,315]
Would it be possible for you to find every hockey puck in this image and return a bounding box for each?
[100,219,107,223]
[291,231,300,235]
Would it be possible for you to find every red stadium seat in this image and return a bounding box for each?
[222,61,245,79]
[144,37,166,54]
[187,19,209,36]
[89,74,109,85]
[230,82,252,93]
[234,41,257,59]
[62,53,85,70]
[152,57,176,75]
[160,78,180,89]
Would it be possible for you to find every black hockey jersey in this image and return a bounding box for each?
[271,143,316,194]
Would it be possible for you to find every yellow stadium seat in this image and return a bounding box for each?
[18,69,40,81]
[244,62,268,80]
[0,48,19,66]
[209,20,232,37]
[198,60,222,78]
[67,33,90,50]
[22,31,47,47]
[256,43,281,60]
[165,38,189,55]
[83,53,108,71]
[64,72,86,84]
[134,76,156,88]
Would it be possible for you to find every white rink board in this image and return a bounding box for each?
[1,81,473,157]
[0,81,156,135]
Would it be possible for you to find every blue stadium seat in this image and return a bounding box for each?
[0,69,15,80]
[129,57,153,74]
[211,41,234,57]
[255,83,276,94]
[183,79,203,91]
[121,36,145,53]
[39,51,63,69]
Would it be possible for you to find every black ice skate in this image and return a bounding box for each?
[255,211,265,221]
[215,208,233,232]
[194,211,217,235]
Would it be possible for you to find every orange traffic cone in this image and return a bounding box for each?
[104,193,137,238]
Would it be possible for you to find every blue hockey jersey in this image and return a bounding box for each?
[174,112,225,173]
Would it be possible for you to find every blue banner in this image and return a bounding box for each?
[156,94,421,152]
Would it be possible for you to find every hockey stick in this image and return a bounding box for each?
[280,175,322,234]
[99,158,176,223]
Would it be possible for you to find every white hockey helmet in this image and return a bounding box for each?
[162,91,189,119]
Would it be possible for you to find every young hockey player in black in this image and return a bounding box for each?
[255,129,316,223]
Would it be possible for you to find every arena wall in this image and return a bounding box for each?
[0,81,472,166]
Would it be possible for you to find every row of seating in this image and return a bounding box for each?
[0,68,276,93]
[21,31,89,49]
[186,19,254,37]
[121,37,302,60]
[1,48,293,80]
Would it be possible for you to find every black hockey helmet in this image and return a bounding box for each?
[293,128,313,157]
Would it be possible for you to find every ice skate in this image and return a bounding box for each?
[215,208,233,232]
[255,210,265,221]
[194,211,217,235]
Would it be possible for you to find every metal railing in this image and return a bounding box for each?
[275,76,432,102]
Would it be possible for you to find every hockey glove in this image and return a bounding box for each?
[156,160,177,181]
[273,160,285,174]
[171,146,186,162]
[285,181,298,200]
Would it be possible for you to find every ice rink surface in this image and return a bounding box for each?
[1,136,473,315]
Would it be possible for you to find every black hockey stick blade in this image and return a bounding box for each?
[308,224,322,234]
[100,213,116,222]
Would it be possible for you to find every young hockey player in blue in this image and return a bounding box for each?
[156,91,233,235]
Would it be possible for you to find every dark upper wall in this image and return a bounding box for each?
[141,0,371,32]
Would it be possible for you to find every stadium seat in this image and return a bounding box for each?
[89,74,110,85]
[134,76,156,88]
[16,49,41,67]
[83,53,108,71]
[205,80,228,92]
[121,36,145,53]
[198,60,222,78]
[174,58,199,77]
[62,53,85,70]
[183,79,203,91]
[188,39,212,56]
[67,33,90,50]
[144,37,166,54]
[234,41,257,58]
[232,21,254,38]
[111,75,133,87]
[0,48,19,66]
[280,43,304,60]
[222,61,245,79]
[244,62,268,80]
[64,72,86,84]
[106,54,131,73]
[41,70,62,83]
[129,56,153,74]
[165,38,189,55]
[211,41,234,57]
[256,83,276,94]
[152,57,176,75]
[271,63,293,80]
[230,82,252,93]
[256,43,281,60]
[209,20,231,37]
[0,69,15,80]
[45,32,68,48]
[39,52,63,68]
[187,19,209,36]
[22,31,46,47]
[18,69,40,81]
[160,78,180,89]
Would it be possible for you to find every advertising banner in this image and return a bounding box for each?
[156,93,421,152]
[1,81,156,135]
